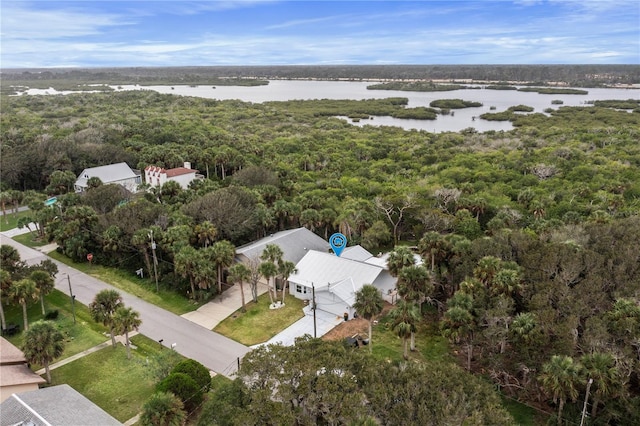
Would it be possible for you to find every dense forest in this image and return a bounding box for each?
[2,64,639,90]
[1,71,639,424]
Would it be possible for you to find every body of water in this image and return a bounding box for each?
[23,80,638,133]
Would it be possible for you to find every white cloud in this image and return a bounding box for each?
[1,3,132,40]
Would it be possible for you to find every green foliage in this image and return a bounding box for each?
[233,337,513,425]
[156,372,203,412]
[430,98,483,109]
[367,81,471,91]
[140,392,186,426]
[171,359,212,393]
[21,319,65,383]
[517,87,588,94]
[508,104,534,112]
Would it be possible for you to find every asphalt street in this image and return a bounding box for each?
[0,235,250,378]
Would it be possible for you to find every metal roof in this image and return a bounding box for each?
[289,250,385,290]
[75,162,137,188]
[236,227,330,264]
[341,245,374,262]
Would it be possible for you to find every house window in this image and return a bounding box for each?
[296,285,307,294]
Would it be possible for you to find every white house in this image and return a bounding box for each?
[74,162,141,193]
[144,162,202,190]
[288,248,396,318]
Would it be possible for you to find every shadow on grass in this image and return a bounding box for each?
[49,335,163,422]
[214,293,305,346]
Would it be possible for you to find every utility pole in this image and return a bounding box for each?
[67,274,76,324]
[312,282,317,338]
[580,378,594,426]
[149,230,159,292]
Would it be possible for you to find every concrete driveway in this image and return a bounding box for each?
[255,305,344,347]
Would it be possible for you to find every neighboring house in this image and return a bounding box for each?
[0,337,46,403]
[74,162,141,193]
[0,384,121,425]
[288,247,396,318]
[235,227,330,265]
[144,162,203,190]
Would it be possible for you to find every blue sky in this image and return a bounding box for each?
[2,1,639,68]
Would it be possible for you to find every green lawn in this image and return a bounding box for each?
[49,334,162,422]
[46,251,200,315]
[214,293,305,345]
[0,209,30,232]
[13,231,50,248]
[370,312,452,364]
[3,289,109,362]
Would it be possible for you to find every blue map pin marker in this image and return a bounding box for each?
[329,233,347,257]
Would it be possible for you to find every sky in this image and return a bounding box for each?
[1,0,639,68]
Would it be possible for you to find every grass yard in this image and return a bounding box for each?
[3,289,109,362]
[49,334,162,422]
[214,293,305,345]
[47,250,200,315]
[370,313,452,364]
[13,231,50,248]
[0,209,31,232]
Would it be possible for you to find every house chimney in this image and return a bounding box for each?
[184,162,191,169]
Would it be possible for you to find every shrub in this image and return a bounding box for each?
[156,372,203,412]
[140,392,186,426]
[171,359,212,392]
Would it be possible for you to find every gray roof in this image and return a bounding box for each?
[75,162,137,188]
[0,384,121,426]
[236,227,330,264]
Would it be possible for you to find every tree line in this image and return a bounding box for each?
[1,87,639,422]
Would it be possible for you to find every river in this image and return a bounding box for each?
[23,80,638,133]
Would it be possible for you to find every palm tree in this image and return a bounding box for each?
[353,284,384,353]
[389,300,420,360]
[386,246,415,277]
[207,240,236,295]
[441,292,476,370]
[259,261,278,305]
[0,269,12,331]
[22,320,65,383]
[0,244,23,273]
[0,191,10,223]
[539,355,582,425]
[140,392,186,426]
[580,352,619,418]
[131,228,153,281]
[278,260,297,304]
[29,270,55,315]
[473,256,502,286]
[113,306,142,359]
[397,265,432,351]
[7,278,38,331]
[174,246,201,298]
[194,221,217,248]
[89,289,123,348]
[418,231,447,272]
[260,243,284,265]
[228,263,251,312]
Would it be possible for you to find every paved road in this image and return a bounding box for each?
[0,235,250,378]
